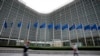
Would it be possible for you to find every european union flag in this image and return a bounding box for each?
[18,22,22,28]
[84,25,91,30]
[76,24,82,29]
[69,24,75,30]
[4,21,7,28]
[34,22,38,28]
[48,23,53,29]
[27,23,30,29]
[91,24,97,30]
[55,24,60,30]
[62,24,68,30]
[40,23,45,28]
[98,26,100,30]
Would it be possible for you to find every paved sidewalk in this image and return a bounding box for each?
[0,47,100,56]
[0,53,100,56]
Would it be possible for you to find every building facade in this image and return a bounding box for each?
[0,0,100,47]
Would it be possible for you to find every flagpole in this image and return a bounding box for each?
[0,18,6,35]
[68,24,71,46]
[44,20,47,47]
[90,0,100,40]
[7,2,20,45]
[82,0,95,46]
[52,21,55,46]
[0,0,5,10]
[75,24,79,45]
[35,20,39,46]
[17,6,26,46]
[60,14,63,44]
[27,20,31,41]
[69,5,72,46]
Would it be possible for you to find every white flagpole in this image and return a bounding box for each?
[35,20,39,46]
[60,23,63,41]
[68,24,71,46]
[69,5,72,46]
[52,21,55,46]
[17,6,26,46]
[7,2,20,45]
[0,18,6,35]
[75,24,79,45]
[82,0,95,46]
[27,20,31,41]
[60,14,63,43]
[44,21,47,46]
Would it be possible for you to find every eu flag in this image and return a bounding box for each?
[34,22,38,28]
[40,23,45,28]
[98,26,100,30]
[84,25,91,30]
[27,23,30,29]
[48,23,53,29]
[55,24,60,30]
[91,24,97,30]
[4,21,7,28]
[18,22,22,28]
[76,24,82,29]
[69,24,75,30]
[62,24,68,30]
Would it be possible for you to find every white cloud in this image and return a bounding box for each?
[19,0,74,14]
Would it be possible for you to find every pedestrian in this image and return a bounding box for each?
[71,43,79,56]
[23,40,30,53]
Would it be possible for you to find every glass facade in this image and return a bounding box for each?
[0,0,100,47]
[49,0,100,46]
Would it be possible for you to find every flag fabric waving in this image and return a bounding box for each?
[34,22,38,28]
[84,25,91,30]
[4,21,7,28]
[62,24,68,30]
[91,24,97,30]
[69,24,75,30]
[48,23,53,29]
[55,24,60,30]
[40,23,46,28]
[27,23,30,29]
[17,22,22,28]
[98,26,100,30]
[76,24,82,29]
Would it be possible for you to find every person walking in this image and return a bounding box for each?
[72,43,79,56]
[23,40,30,53]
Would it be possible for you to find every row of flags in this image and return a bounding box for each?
[3,21,100,30]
